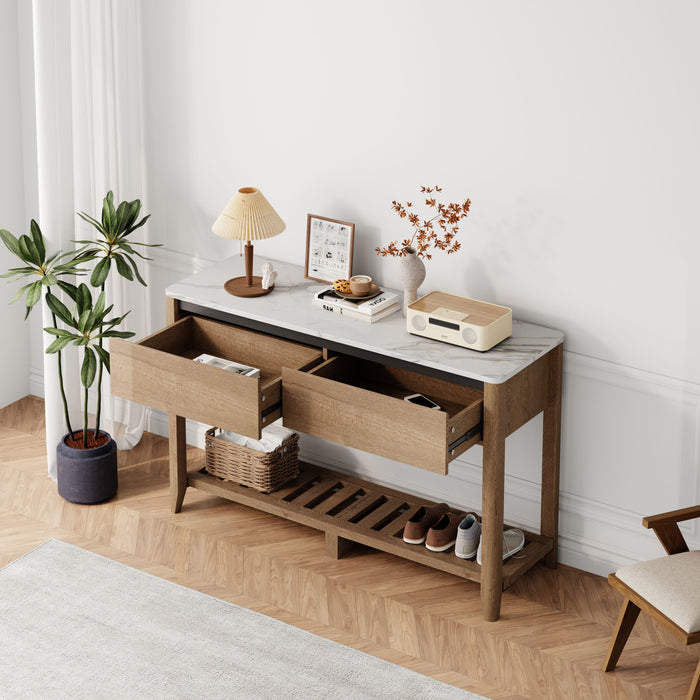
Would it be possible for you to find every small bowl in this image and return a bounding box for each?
[349,275,372,296]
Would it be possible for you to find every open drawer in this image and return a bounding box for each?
[110,315,323,438]
[282,355,483,474]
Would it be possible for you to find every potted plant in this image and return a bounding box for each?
[1,192,156,503]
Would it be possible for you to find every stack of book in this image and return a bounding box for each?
[312,287,400,322]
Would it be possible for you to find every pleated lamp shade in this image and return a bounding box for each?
[212,187,286,241]
[212,187,285,297]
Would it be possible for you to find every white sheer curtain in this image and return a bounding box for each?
[29,0,149,479]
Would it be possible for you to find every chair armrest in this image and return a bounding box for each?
[642,505,700,555]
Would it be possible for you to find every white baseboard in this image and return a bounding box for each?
[28,246,700,578]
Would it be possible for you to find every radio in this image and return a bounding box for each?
[406,291,512,352]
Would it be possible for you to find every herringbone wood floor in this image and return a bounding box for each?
[2,396,698,699]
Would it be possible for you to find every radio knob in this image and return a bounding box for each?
[411,314,427,331]
[462,327,477,344]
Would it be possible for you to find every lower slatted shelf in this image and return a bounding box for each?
[187,461,553,589]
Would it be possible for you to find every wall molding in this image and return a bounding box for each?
[27,245,700,577]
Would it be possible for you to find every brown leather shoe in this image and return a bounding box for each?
[403,502,450,544]
[425,512,462,552]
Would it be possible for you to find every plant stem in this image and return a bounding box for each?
[83,382,89,448]
[46,287,73,437]
[94,282,105,438]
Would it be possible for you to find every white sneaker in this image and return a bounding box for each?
[455,514,481,559]
[476,528,525,565]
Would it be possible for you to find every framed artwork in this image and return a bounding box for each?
[304,214,354,283]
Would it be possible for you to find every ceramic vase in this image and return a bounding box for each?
[399,246,426,316]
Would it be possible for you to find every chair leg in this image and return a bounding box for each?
[688,657,700,700]
[603,597,641,672]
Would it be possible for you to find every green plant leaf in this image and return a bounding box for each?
[29,220,46,263]
[125,213,150,236]
[18,235,39,266]
[9,281,35,305]
[43,327,77,338]
[114,254,134,281]
[93,290,106,319]
[91,257,111,287]
[93,344,110,373]
[56,281,79,302]
[76,283,92,314]
[77,308,91,333]
[125,255,147,286]
[25,280,43,309]
[45,292,75,326]
[81,347,97,388]
[99,329,135,339]
[42,273,58,287]
[0,229,22,258]
[77,211,106,235]
[0,266,37,278]
[46,336,73,354]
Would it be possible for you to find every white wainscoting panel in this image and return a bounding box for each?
[31,249,700,578]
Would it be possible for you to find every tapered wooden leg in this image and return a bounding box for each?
[169,414,187,513]
[325,532,354,559]
[541,343,562,568]
[603,598,640,672]
[688,659,700,700]
[482,381,507,621]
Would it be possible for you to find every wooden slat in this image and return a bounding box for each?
[310,483,363,515]
[186,462,551,587]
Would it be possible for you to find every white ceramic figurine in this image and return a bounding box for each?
[261,262,278,290]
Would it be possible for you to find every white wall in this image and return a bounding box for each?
[134,1,700,575]
[0,0,30,408]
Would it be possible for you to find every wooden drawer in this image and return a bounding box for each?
[282,355,483,474]
[110,315,323,438]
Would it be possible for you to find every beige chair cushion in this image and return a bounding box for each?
[616,550,700,633]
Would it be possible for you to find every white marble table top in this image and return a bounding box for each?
[167,255,563,385]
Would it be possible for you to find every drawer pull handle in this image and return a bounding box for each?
[448,423,482,454]
[261,394,266,403]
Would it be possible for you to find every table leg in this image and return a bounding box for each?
[482,381,507,622]
[169,414,187,513]
[541,344,562,568]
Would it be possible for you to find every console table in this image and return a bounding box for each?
[111,255,563,622]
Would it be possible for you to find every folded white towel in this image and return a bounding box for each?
[218,421,296,453]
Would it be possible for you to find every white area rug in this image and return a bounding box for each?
[0,539,485,699]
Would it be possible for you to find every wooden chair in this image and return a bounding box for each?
[603,505,700,700]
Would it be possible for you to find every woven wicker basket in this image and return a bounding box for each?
[204,427,299,493]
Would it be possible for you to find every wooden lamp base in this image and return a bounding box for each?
[223,241,274,297]
[224,276,274,297]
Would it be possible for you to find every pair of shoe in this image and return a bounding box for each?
[403,503,461,552]
[475,528,525,565]
[460,518,525,563]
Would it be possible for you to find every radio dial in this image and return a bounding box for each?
[411,314,427,331]
[462,327,477,344]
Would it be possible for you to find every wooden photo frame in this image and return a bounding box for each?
[304,214,354,283]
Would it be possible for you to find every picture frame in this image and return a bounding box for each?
[304,214,355,283]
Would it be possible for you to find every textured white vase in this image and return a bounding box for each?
[399,246,426,316]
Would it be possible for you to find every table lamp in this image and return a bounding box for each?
[212,187,286,297]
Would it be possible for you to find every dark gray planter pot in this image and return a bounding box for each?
[56,432,118,504]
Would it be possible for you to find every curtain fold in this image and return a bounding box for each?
[29,0,149,478]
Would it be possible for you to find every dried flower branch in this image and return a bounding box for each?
[376,185,471,260]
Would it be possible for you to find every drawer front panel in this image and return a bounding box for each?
[111,338,263,436]
[110,315,323,439]
[283,366,456,474]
